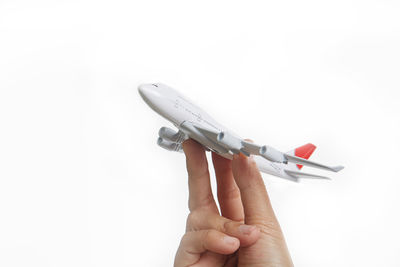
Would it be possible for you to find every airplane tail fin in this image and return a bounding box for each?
[286,143,316,170]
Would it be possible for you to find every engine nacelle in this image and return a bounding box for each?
[158,127,181,142]
[217,132,242,154]
[259,145,286,163]
[157,137,182,152]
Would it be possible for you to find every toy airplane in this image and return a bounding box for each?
[138,83,344,182]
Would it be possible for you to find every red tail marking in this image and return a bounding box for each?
[295,143,316,169]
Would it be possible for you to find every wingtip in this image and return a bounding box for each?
[332,166,345,172]
[305,176,332,180]
[298,176,331,180]
[319,176,332,180]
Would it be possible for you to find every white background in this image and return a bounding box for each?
[1,0,399,266]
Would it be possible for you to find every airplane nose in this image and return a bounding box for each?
[138,84,150,99]
[138,83,161,106]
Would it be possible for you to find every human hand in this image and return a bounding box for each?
[174,139,293,267]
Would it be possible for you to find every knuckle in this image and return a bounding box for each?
[202,193,216,207]
[188,169,209,180]
[221,220,236,233]
[259,225,284,240]
[180,232,190,246]
[240,178,265,194]
[247,215,275,227]
[188,193,215,211]
[212,216,227,233]
[218,187,241,202]
[187,209,229,234]
[247,216,283,238]
[186,211,200,230]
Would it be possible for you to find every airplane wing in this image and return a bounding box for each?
[192,124,220,140]
[180,122,230,154]
[283,154,344,172]
[284,169,331,180]
[193,125,270,157]
[240,140,261,156]
[181,122,343,173]
[240,136,343,173]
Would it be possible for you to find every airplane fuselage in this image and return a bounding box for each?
[138,83,299,181]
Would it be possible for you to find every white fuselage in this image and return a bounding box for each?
[138,83,297,181]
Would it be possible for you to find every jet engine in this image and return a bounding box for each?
[216,132,243,154]
[217,132,286,162]
[158,127,183,143]
[157,137,182,152]
[259,145,286,163]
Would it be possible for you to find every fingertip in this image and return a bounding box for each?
[181,138,192,147]
[232,153,246,162]
[182,139,207,163]
[237,224,261,247]
[233,146,261,173]
[232,153,255,179]
[182,138,202,152]
[239,224,261,247]
[224,221,261,247]
[232,152,252,164]
[212,151,228,163]
[238,224,258,235]
[212,152,232,173]
[181,139,191,156]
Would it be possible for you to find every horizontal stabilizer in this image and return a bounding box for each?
[284,153,344,173]
[285,170,331,180]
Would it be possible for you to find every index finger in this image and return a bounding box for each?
[182,139,218,213]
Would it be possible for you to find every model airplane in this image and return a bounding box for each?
[138,83,344,182]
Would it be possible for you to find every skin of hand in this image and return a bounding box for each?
[174,139,293,267]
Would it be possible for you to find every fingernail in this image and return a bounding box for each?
[239,153,247,159]
[223,236,238,245]
[248,154,255,162]
[239,225,256,235]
